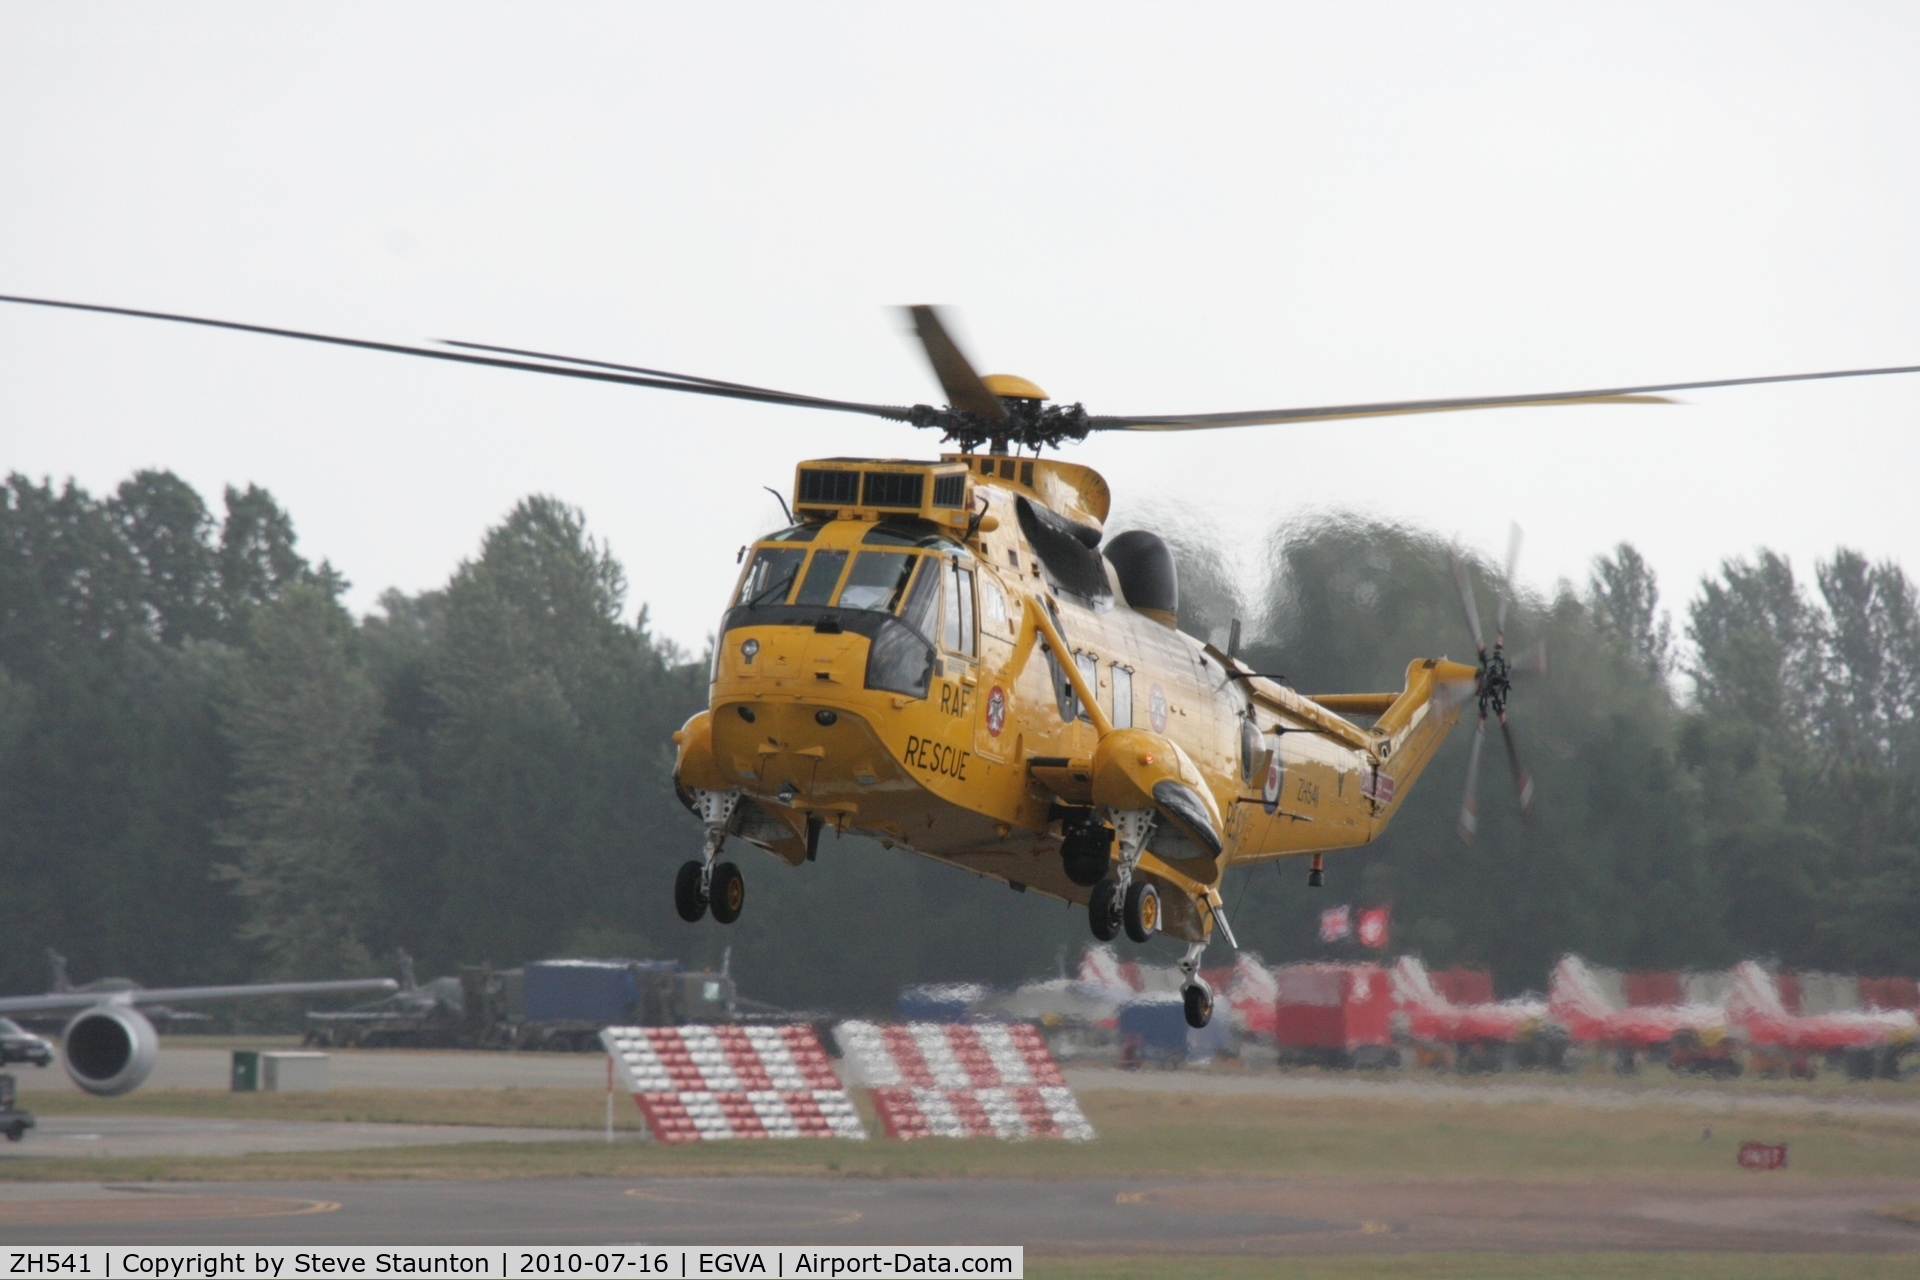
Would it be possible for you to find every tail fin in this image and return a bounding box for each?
[1390,955,1447,1011]
[1078,944,1129,993]
[1725,961,1787,1020]
[1548,955,1616,1023]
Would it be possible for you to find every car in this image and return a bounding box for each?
[0,1017,54,1068]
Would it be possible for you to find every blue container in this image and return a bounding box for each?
[897,983,988,1023]
[522,959,677,1024]
[1119,995,1188,1063]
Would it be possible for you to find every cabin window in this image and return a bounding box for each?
[1112,666,1134,729]
[1240,716,1264,783]
[792,549,848,606]
[978,572,1010,637]
[736,546,806,607]
[837,551,916,611]
[899,557,941,640]
[942,562,976,658]
[1074,651,1099,722]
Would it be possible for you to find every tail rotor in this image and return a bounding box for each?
[1449,524,1544,844]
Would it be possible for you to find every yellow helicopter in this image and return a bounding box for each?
[6,292,1919,1028]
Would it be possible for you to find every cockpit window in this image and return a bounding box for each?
[837,551,916,611]
[735,546,806,607]
[899,558,940,640]
[765,524,821,542]
[793,549,848,606]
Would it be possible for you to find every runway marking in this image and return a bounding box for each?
[623,1187,863,1227]
[0,1192,340,1226]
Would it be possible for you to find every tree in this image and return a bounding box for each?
[215,583,381,978]
[1588,542,1672,679]
[110,470,220,645]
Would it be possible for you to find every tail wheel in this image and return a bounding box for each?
[710,861,745,925]
[1088,880,1120,942]
[1123,880,1160,943]
[1183,984,1213,1029]
[674,860,708,923]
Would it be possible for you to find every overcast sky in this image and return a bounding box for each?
[3,4,1917,654]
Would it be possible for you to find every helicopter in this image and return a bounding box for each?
[6,292,1919,1029]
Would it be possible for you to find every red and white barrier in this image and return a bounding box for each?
[835,1020,1094,1141]
[601,1024,867,1143]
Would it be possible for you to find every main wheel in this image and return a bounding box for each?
[1088,880,1120,942]
[674,859,708,922]
[710,861,745,924]
[1183,983,1213,1029]
[1123,880,1160,943]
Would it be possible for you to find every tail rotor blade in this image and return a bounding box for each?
[1498,716,1535,814]
[1510,641,1549,678]
[905,306,1007,422]
[1452,559,1488,658]
[1496,522,1523,644]
[1457,717,1487,844]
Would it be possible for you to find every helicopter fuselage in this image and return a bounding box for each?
[673,454,1473,944]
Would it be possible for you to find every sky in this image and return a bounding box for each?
[3,4,1917,655]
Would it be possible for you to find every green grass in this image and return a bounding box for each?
[1028,1256,1920,1280]
[10,1086,1920,1183]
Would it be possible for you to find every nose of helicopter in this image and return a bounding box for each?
[706,622,918,803]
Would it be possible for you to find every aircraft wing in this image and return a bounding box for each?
[0,977,397,1016]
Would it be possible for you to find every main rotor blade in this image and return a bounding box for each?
[905,305,1007,423]
[1497,522,1523,644]
[0,294,918,422]
[439,339,817,399]
[1087,360,1920,432]
[1452,559,1488,658]
[1457,717,1487,845]
[1499,715,1536,814]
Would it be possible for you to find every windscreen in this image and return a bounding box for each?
[838,551,916,611]
[735,547,806,607]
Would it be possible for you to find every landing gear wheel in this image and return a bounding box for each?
[1123,880,1160,943]
[709,861,745,924]
[1183,983,1213,1029]
[1088,880,1121,942]
[674,860,707,923]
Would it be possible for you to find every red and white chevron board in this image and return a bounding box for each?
[600,1024,866,1143]
[834,1021,1095,1141]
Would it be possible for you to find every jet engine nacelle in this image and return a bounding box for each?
[61,1004,158,1096]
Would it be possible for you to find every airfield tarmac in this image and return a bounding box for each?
[8,1046,1920,1257]
[0,1174,1918,1254]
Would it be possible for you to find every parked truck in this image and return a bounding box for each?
[306,955,739,1050]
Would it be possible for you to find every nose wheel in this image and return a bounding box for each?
[678,789,746,925]
[674,860,707,922]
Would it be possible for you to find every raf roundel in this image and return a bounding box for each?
[1262,754,1284,814]
[985,686,1007,737]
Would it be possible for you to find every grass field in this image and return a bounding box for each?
[12,1085,1920,1183]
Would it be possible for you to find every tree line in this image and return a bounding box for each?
[0,469,1914,1008]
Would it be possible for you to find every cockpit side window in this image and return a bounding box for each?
[838,551,916,612]
[736,546,807,607]
[899,558,940,640]
[942,561,976,658]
